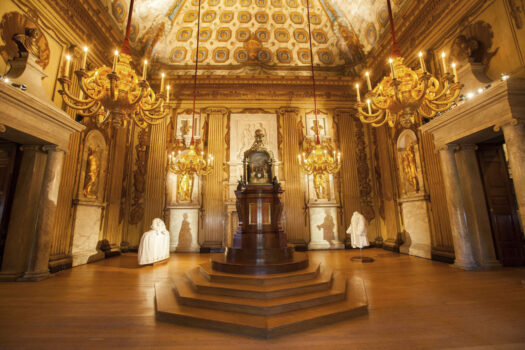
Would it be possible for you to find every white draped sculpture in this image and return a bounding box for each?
[138,218,170,265]
[347,211,369,249]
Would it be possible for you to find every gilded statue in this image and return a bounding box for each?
[83,146,100,199]
[313,173,330,200]
[177,173,193,202]
[402,145,419,192]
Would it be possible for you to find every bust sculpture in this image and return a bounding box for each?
[243,129,274,185]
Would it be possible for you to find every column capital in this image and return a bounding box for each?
[19,144,44,152]
[494,117,520,132]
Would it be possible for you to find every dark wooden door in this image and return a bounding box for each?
[477,143,525,266]
[0,142,19,266]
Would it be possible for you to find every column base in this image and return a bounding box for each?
[72,250,105,267]
[382,238,401,252]
[400,243,431,259]
[478,259,502,269]
[451,258,480,270]
[0,271,23,282]
[18,270,51,282]
[175,245,201,253]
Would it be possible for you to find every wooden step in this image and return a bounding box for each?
[155,277,368,338]
[211,252,309,275]
[199,262,320,286]
[185,266,333,299]
[174,272,347,315]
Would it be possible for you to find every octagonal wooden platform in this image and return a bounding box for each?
[155,260,368,338]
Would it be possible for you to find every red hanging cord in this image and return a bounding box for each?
[387,0,401,57]
[305,0,320,145]
[120,0,135,55]
[191,0,202,146]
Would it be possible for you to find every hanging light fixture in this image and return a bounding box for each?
[298,0,341,187]
[355,0,462,128]
[168,0,213,194]
[58,0,169,128]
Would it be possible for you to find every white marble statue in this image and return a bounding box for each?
[138,218,170,265]
[347,211,369,249]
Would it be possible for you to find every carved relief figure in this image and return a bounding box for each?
[83,146,100,199]
[177,213,192,249]
[402,144,419,192]
[177,173,193,202]
[313,173,330,200]
[317,210,335,243]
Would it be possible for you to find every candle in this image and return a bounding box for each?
[418,51,426,72]
[367,99,372,114]
[365,71,372,91]
[112,50,119,71]
[142,59,148,80]
[64,54,71,77]
[355,83,361,102]
[389,58,396,79]
[160,72,165,92]
[451,62,458,83]
[166,85,170,103]
[441,52,447,74]
[81,46,88,70]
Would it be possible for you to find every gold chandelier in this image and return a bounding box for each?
[58,0,169,128]
[168,0,213,201]
[355,0,462,128]
[298,0,341,186]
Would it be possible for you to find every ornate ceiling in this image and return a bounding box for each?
[107,0,404,73]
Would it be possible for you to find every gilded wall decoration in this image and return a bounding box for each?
[129,128,149,225]
[509,0,524,29]
[354,120,375,222]
[83,146,101,199]
[0,12,50,69]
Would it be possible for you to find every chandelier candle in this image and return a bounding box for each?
[389,58,396,79]
[355,83,361,102]
[160,73,165,92]
[365,72,372,91]
[64,55,71,77]
[112,50,118,71]
[142,59,148,80]
[441,52,447,73]
[418,52,426,72]
[81,46,88,70]
[452,63,458,83]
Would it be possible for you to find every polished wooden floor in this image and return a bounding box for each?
[1,249,524,349]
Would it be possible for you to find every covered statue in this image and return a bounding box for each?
[138,218,170,265]
[347,211,369,249]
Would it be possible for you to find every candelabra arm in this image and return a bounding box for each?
[75,71,101,102]
[128,85,147,107]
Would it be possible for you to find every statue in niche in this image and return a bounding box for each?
[245,129,273,185]
[177,173,193,202]
[238,122,267,160]
[177,213,192,249]
[317,210,335,244]
[314,173,330,200]
[402,144,419,192]
[83,146,100,199]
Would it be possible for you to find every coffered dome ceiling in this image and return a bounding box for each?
[107,0,404,74]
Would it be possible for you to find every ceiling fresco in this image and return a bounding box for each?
[107,0,404,70]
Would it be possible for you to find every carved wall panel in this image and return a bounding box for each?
[279,108,308,245]
[201,108,228,248]
[420,132,455,260]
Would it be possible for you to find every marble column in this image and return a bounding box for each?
[438,146,478,270]
[20,146,66,281]
[455,145,500,268]
[502,120,525,234]
[0,145,47,281]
